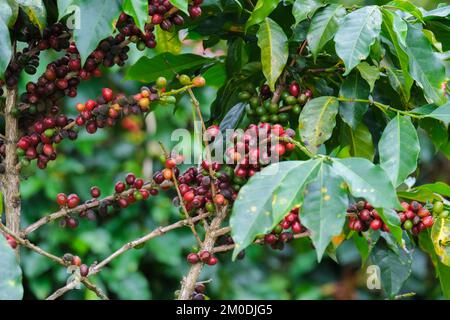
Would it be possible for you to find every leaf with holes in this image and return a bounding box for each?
[257,18,288,91]
[301,163,348,261]
[299,96,339,154]
[335,6,382,75]
[230,160,322,259]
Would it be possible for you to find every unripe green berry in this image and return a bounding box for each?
[179,74,191,86]
[156,76,167,88]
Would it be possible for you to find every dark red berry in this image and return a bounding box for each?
[56,193,67,206]
[90,186,101,198]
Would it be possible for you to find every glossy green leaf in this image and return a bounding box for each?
[230,160,321,259]
[301,163,348,261]
[420,118,448,151]
[257,18,288,91]
[245,0,278,30]
[356,62,380,92]
[379,115,420,187]
[377,208,403,244]
[405,24,446,105]
[426,101,450,127]
[57,0,74,19]
[154,26,181,54]
[423,5,450,20]
[122,0,148,31]
[331,157,402,210]
[299,96,339,153]
[339,72,370,129]
[71,0,122,64]
[343,123,374,161]
[0,0,19,27]
[0,236,23,300]
[219,102,246,131]
[422,29,443,52]
[170,0,188,15]
[431,216,450,266]
[386,0,424,23]
[335,6,382,75]
[292,0,324,25]
[16,0,46,31]
[381,9,413,101]
[370,238,412,297]
[307,4,346,61]
[416,182,450,198]
[126,53,214,83]
[0,16,11,77]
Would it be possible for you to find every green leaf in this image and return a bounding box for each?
[416,182,450,198]
[378,208,403,244]
[122,0,148,31]
[425,101,450,127]
[379,115,420,187]
[57,0,74,19]
[154,25,181,54]
[0,0,19,27]
[16,0,46,31]
[219,102,246,131]
[331,157,402,210]
[301,163,348,261]
[126,53,214,83]
[299,96,339,154]
[420,118,448,151]
[170,0,188,15]
[0,236,23,300]
[335,6,382,75]
[356,62,380,92]
[422,29,443,52]
[202,63,226,89]
[381,9,413,102]
[230,160,321,259]
[257,18,288,91]
[292,0,324,25]
[71,0,122,64]
[245,0,278,30]
[405,24,446,105]
[370,238,412,297]
[342,123,374,161]
[386,0,424,23]
[431,215,450,266]
[0,16,11,77]
[419,231,450,299]
[306,4,346,61]
[423,6,450,20]
[339,72,370,129]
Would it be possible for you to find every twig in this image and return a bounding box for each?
[81,278,109,300]
[46,278,79,300]
[21,181,157,236]
[90,212,210,275]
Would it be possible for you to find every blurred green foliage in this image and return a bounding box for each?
[11,0,449,300]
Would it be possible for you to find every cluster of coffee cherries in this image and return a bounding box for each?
[397,201,434,235]
[55,173,158,229]
[238,81,312,125]
[187,250,218,266]
[347,201,389,232]
[174,282,209,300]
[204,122,296,189]
[4,234,18,249]
[154,158,234,215]
[62,253,89,277]
[258,207,307,250]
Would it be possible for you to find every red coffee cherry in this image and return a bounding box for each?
[79,264,89,277]
[206,256,218,266]
[102,88,114,102]
[187,253,200,264]
[115,181,126,193]
[90,186,101,198]
[67,194,80,208]
[72,256,82,266]
[56,193,68,206]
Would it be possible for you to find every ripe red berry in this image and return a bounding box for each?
[85,99,97,111]
[79,264,89,277]
[422,215,434,228]
[370,219,382,230]
[206,256,218,266]
[90,186,101,198]
[152,13,163,24]
[102,88,114,102]
[264,233,277,244]
[67,194,80,208]
[188,5,202,18]
[165,158,177,169]
[56,193,68,206]
[72,256,82,266]
[417,208,430,218]
[214,194,225,205]
[162,168,173,180]
[115,181,126,193]
[17,137,30,150]
[183,191,195,202]
[125,173,136,185]
[5,235,17,249]
[359,209,371,221]
[289,82,300,97]
[199,251,211,263]
[133,178,144,189]
[292,221,302,234]
[66,217,79,228]
[187,253,199,264]
[43,144,54,156]
[118,198,129,208]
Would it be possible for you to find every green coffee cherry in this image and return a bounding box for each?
[238,91,251,101]
[255,107,266,116]
[292,104,301,114]
[298,93,308,105]
[178,74,191,86]
[433,201,444,214]
[260,115,269,122]
[156,76,167,88]
[403,220,413,230]
[270,114,279,123]
[249,97,259,109]
[285,95,297,105]
[268,103,279,114]
[278,113,289,123]
[441,210,449,218]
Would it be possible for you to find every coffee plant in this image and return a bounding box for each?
[0,0,449,300]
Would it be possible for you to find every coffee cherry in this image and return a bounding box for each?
[289,82,300,97]
[206,256,218,266]
[179,74,191,86]
[192,76,205,87]
[188,5,202,19]
[156,76,167,88]
[125,173,136,185]
[5,235,17,249]
[403,220,413,230]
[199,250,211,263]
[79,264,89,277]
[165,158,177,169]
[423,215,434,228]
[370,219,382,230]
[162,168,173,180]
[90,186,101,198]
[56,193,68,206]
[214,194,225,205]
[433,201,444,214]
[72,256,82,266]
[67,194,80,208]
[195,283,206,294]
[102,88,114,102]
[187,253,200,264]
[183,191,195,202]
[115,181,126,193]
